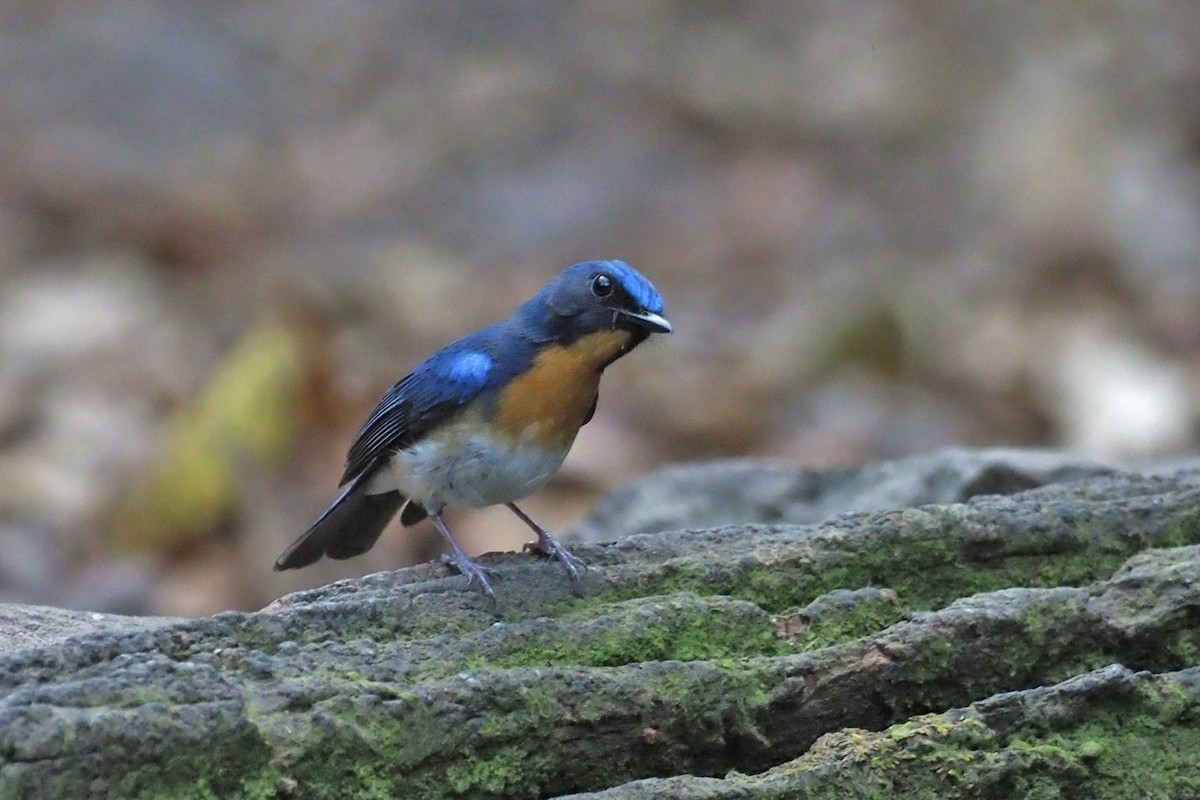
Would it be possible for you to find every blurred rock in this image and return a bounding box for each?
[1042,315,1195,459]
[570,447,1113,542]
[0,602,181,652]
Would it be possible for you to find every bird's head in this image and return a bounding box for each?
[535,260,672,345]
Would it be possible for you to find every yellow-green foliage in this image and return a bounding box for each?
[114,324,303,552]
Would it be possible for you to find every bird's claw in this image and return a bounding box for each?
[440,552,497,603]
[524,536,586,584]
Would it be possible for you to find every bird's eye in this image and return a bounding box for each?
[591,274,614,298]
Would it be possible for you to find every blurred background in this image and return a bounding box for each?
[2,2,1199,616]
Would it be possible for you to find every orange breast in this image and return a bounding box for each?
[494,330,632,449]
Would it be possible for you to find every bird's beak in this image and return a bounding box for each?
[620,308,673,334]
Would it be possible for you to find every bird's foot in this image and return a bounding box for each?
[523,532,585,584]
[506,502,586,584]
[440,551,497,603]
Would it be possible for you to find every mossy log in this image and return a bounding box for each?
[2,461,1199,799]
[562,662,1200,799]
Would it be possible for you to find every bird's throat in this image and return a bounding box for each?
[493,329,632,448]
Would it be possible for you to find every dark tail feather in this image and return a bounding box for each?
[274,476,405,571]
[400,501,428,527]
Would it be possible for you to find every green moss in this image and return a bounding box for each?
[762,716,1039,799]
[254,670,597,800]
[148,768,292,800]
[735,670,1200,800]
[444,745,554,797]
[577,524,1181,663]
[637,512,1192,621]
[476,685,561,739]
[1168,630,1200,666]
[886,592,1115,716]
[230,594,787,701]
[1153,512,1200,550]
[777,589,907,652]
[237,769,293,800]
[248,656,781,800]
[631,660,773,765]
[1037,709,1200,798]
[483,594,783,670]
[129,763,286,800]
[135,778,222,800]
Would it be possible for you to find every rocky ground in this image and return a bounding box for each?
[2,449,1197,799]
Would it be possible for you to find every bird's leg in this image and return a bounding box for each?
[506,502,584,584]
[432,513,496,602]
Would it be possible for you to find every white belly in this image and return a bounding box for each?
[366,429,569,511]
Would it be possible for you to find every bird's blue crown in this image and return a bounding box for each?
[585,259,664,313]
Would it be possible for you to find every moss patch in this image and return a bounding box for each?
[639,504,1200,619]
[774,588,907,652]
[257,659,780,800]
[484,594,783,669]
[734,668,1200,800]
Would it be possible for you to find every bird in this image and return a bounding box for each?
[274,259,672,601]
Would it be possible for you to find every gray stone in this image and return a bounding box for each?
[1,451,1199,798]
[0,603,179,655]
[570,446,1115,541]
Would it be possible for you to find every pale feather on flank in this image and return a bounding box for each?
[382,413,570,510]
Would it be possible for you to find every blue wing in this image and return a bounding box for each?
[339,341,498,485]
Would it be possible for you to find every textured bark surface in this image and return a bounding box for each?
[560,663,1200,799]
[1,451,1199,799]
